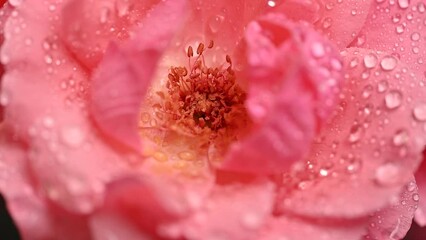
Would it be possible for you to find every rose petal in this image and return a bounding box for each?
[90,175,213,239]
[184,0,268,54]
[160,181,275,240]
[222,14,343,174]
[0,0,138,215]
[260,217,367,240]
[350,0,426,77]
[365,180,419,239]
[60,0,159,69]
[270,0,372,49]
[90,0,187,151]
[414,152,426,226]
[277,48,426,218]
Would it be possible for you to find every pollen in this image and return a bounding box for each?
[154,41,248,139]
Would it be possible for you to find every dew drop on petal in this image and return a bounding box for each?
[384,90,403,109]
[397,0,410,9]
[375,163,401,186]
[392,129,409,146]
[411,32,421,41]
[364,54,378,69]
[413,193,420,201]
[406,181,416,192]
[8,0,24,7]
[413,104,426,121]
[380,56,397,71]
[348,124,363,143]
[377,80,389,93]
[267,0,276,7]
[311,42,325,58]
[61,126,86,148]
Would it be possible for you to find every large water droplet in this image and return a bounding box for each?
[364,54,378,68]
[267,0,277,7]
[380,56,398,71]
[397,0,410,9]
[375,163,401,186]
[311,42,325,58]
[61,126,86,148]
[385,90,403,109]
[413,104,426,121]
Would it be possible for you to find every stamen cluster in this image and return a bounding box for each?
[157,41,246,136]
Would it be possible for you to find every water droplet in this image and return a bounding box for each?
[377,80,389,93]
[319,168,329,177]
[267,0,276,7]
[364,54,378,68]
[43,117,55,128]
[397,0,410,9]
[208,15,225,33]
[385,90,403,109]
[0,92,9,106]
[322,17,332,29]
[407,181,416,192]
[396,25,405,34]
[311,42,325,58]
[8,0,24,7]
[348,124,363,143]
[241,212,262,229]
[411,32,421,41]
[61,127,86,147]
[413,193,420,201]
[413,104,426,121]
[393,129,409,146]
[380,56,398,71]
[375,163,401,186]
[362,85,373,98]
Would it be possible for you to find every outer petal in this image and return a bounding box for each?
[160,181,275,240]
[277,48,426,218]
[350,0,426,77]
[90,0,187,151]
[0,0,135,216]
[365,180,419,240]
[414,153,426,226]
[261,217,367,240]
[0,131,92,240]
[222,14,343,174]
[90,175,214,239]
[272,0,373,49]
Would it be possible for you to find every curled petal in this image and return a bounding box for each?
[414,153,426,226]
[90,0,187,151]
[222,14,343,174]
[277,48,426,218]
[365,180,419,240]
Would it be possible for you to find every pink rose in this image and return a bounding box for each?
[0,0,425,239]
